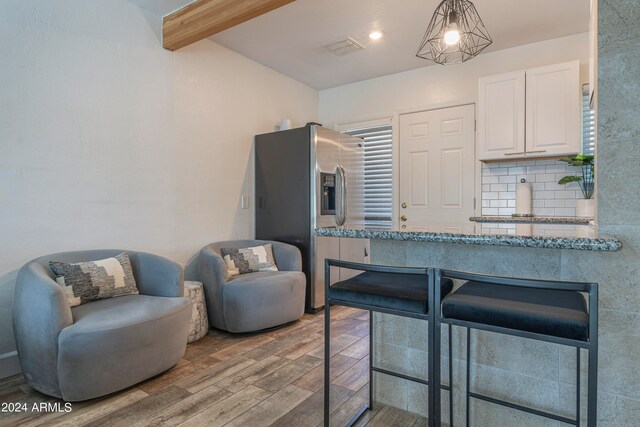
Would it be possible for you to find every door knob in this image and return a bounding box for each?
[401,202,407,209]
[400,215,408,222]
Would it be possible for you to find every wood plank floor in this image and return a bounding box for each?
[0,307,427,427]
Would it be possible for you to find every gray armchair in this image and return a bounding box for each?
[13,250,192,401]
[199,240,306,333]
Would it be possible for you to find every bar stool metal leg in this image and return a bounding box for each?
[448,323,453,427]
[587,285,598,427]
[324,294,331,427]
[465,327,471,427]
[587,346,597,427]
[369,310,373,411]
[576,349,581,427]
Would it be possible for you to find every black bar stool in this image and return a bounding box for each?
[323,259,453,427]
[435,270,598,427]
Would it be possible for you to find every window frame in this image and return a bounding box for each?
[337,118,394,229]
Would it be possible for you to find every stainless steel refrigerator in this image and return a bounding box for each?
[255,124,369,312]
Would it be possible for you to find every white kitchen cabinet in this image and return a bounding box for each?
[478,70,526,161]
[526,61,580,157]
[477,61,580,161]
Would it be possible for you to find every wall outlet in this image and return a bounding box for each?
[241,195,249,209]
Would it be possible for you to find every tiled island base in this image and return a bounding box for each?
[369,238,639,427]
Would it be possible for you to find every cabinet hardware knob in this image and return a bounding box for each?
[400,215,408,222]
[401,202,407,209]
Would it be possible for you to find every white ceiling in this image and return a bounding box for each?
[131,0,590,90]
[129,0,193,16]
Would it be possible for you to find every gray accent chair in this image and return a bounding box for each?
[13,250,192,401]
[199,240,306,333]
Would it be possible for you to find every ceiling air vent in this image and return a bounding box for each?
[324,37,365,56]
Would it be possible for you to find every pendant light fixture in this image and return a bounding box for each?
[416,0,492,65]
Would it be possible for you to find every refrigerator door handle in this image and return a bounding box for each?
[335,165,347,226]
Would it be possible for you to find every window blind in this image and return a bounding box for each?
[582,85,595,155]
[343,124,393,229]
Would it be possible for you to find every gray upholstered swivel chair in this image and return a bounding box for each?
[13,250,192,401]
[199,240,306,333]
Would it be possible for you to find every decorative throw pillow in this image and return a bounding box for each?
[220,244,279,278]
[49,252,139,307]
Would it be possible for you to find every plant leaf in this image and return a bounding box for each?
[558,175,583,185]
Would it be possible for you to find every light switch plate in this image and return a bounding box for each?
[241,195,249,209]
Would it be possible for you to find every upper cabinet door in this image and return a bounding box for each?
[477,70,526,161]
[525,60,580,157]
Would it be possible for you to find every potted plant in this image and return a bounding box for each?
[558,154,595,217]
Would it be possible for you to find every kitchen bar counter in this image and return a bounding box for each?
[315,223,622,251]
[469,215,594,225]
[317,221,627,424]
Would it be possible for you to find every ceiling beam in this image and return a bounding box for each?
[163,0,296,51]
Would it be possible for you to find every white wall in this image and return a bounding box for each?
[0,0,318,369]
[319,33,589,126]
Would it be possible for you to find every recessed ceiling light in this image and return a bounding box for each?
[369,30,384,40]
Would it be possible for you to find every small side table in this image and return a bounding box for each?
[184,281,209,343]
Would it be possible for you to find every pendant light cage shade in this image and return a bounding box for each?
[417,0,492,65]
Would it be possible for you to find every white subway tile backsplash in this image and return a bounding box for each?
[490,183,508,192]
[489,168,509,176]
[545,182,563,191]
[555,208,576,216]
[531,183,546,191]
[499,191,516,199]
[481,159,580,218]
[537,173,557,183]
[564,182,581,191]
[499,175,517,184]
[555,190,576,199]
[483,176,499,184]
[486,161,517,168]
[516,174,536,183]
[508,167,526,175]
[534,191,555,199]
[533,207,556,216]
[484,192,499,200]
[536,159,558,166]
[527,166,546,174]
[545,164,568,173]
[545,199,565,208]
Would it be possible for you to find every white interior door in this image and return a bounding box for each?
[399,105,476,233]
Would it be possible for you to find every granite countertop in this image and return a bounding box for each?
[469,216,594,225]
[315,223,622,252]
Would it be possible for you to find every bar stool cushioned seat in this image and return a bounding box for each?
[330,271,454,314]
[442,281,589,341]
